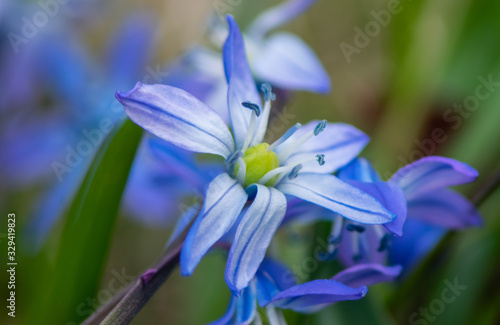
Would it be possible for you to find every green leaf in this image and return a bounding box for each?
[31,118,142,325]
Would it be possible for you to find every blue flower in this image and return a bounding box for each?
[388,156,482,271]
[244,0,331,93]
[121,136,223,227]
[331,156,481,270]
[209,258,402,324]
[280,157,407,265]
[117,16,396,294]
[11,14,160,248]
[191,0,330,100]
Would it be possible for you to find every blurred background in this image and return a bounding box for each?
[1,0,500,324]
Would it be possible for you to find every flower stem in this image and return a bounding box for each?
[83,242,182,325]
[472,167,500,207]
[81,282,133,325]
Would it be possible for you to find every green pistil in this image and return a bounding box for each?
[235,143,280,187]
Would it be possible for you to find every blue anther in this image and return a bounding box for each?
[346,224,366,233]
[317,248,337,262]
[242,101,261,116]
[314,120,327,136]
[261,83,276,101]
[316,154,325,166]
[288,164,303,179]
[377,233,392,252]
[353,253,364,262]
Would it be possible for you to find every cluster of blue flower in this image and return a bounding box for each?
[114,4,482,324]
[1,0,482,323]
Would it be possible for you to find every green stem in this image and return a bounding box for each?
[472,167,500,207]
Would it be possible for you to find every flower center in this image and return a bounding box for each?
[225,84,327,188]
[236,143,280,187]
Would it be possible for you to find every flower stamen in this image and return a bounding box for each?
[377,233,392,252]
[329,215,344,246]
[351,231,363,262]
[257,153,324,185]
[251,84,275,147]
[275,120,327,161]
[267,123,302,152]
[241,101,261,151]
[287,164,303,180]
[257,166,293,186]
[346,224,366,233]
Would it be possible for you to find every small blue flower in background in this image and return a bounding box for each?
[122,136,223,227]
[333,157,408,266]
[209,257,402,324]
[0,30,93,188]
[388,156,482,272]
[1,13,160,248]
[117,15,396,294]
[242,0,330,93]
[187,0,330,115]
[333,156,482,272]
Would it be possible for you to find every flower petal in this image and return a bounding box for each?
[282,198,333,226]
[235,286,257,324]
[161,47,222,110]
[122,160,185,227]
[345,181,407,236]
[207,286,257,325]
[247,0,318,40]
[223,16,262,150]
[389,219,446,274]
[122,136,215,227]
[252,33,330,93]
[332,264,402,288]
[226,185,287,293]
[172,47,230,122]
[207,296,236,325]
[277,173,395,224]
[337,225,388,267]
[116,82,235,158]
[181,173,247,275]
[389,156,478,199]
[256,259,297,306]
[407,189,483,229]
[267,279,367,313]
[276,122,369,173]
[147,136,221,188]
[338,158,381,182]
[165,206,199,248]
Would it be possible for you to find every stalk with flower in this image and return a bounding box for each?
[117,15,401,294]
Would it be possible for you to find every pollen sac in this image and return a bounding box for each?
[239,143,279,187]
